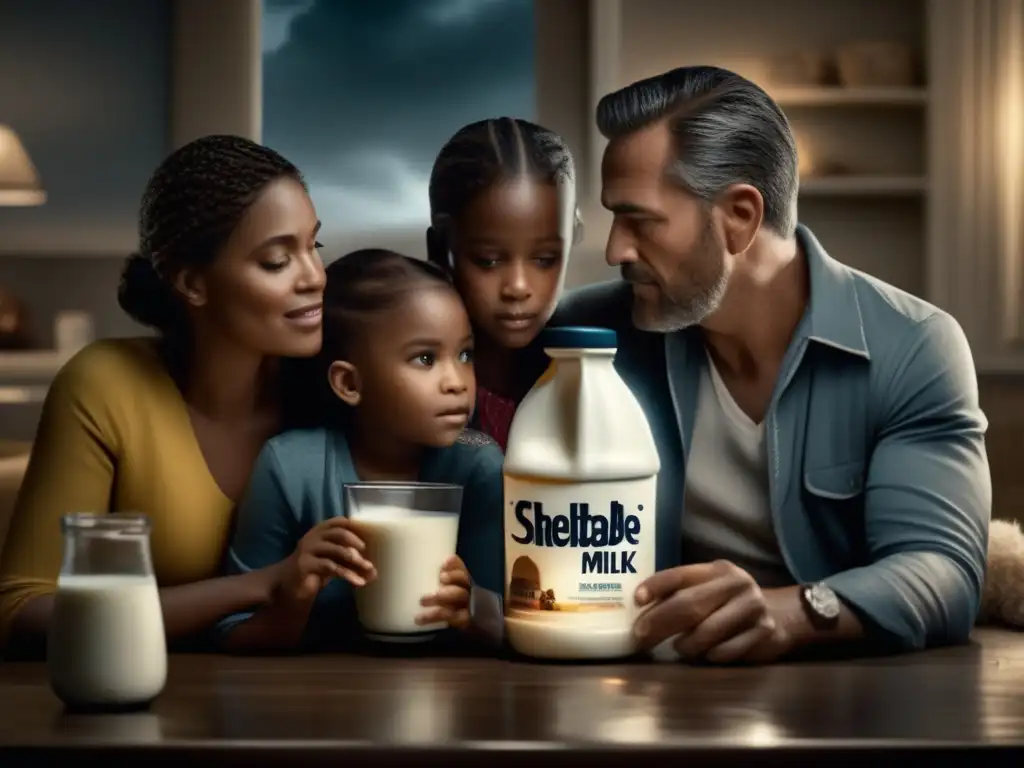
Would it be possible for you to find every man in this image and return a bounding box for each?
[552,65,991,663]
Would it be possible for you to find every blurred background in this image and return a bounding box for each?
[0,0,1021,529]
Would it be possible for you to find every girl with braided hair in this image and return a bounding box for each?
[427,118,581,451]
[0,135,326,655]
[216,249,504,653]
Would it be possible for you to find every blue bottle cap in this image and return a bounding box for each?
[539,326,617,349]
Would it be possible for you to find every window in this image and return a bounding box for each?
[261,0,536,258]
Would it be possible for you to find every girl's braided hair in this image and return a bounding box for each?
[426,117,579,268]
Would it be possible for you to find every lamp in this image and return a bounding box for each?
[0,124,45,206]
[0,124,45,349]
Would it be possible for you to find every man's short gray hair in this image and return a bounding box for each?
[597,66,799,237]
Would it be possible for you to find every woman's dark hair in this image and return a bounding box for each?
[117,134,304,335]
[286,249,454,428]
[426,117,577,268]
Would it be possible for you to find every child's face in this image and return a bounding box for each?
[449,179,565,349]
[338,286,477,448]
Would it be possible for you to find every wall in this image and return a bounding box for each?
[0,0,170,438]
[977,378,1024,525]
[535,0,612,290]
[535,0,619,290]
[0,0,171,260]
[0,0,170,345]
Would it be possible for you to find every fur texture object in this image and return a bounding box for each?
[979,518,1024,628]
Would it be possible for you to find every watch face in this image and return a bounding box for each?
[806,583,841,620]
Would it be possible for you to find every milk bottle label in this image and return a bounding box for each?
[504,475,656,626]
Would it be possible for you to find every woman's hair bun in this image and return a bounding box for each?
[116,253,179,332]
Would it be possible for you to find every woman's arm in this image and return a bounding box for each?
[10,568,281,652]
[0,346,282,654]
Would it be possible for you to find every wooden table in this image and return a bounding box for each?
[2,629,1023,766]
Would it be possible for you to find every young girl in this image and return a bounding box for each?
[427,117,581,451]
[216,249,504,653]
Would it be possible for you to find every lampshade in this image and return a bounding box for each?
[0,124,45,206]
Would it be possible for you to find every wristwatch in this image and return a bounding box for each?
[800,581,841,629]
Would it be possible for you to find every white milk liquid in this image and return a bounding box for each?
[350,506,460,639]
[48,574,167,708]
[503,342,660,660]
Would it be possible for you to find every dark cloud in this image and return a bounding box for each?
[263,0,310,9]
[262,0,535,180]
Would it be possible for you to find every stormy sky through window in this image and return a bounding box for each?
[261,0,535,252]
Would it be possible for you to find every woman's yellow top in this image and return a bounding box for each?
[0,338,236,645]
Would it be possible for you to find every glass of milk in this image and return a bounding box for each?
[48,512,167,712]
[345,482,462,643]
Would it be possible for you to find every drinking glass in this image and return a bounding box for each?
[345,482,463,642]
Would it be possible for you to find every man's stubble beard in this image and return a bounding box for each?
[630,220,729,333]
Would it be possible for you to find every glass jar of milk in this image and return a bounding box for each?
[48,513,167,711]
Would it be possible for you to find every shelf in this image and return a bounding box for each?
[799,176,927,197]
[773,87,928,107]
[0,385,48,405]
[0,251,127,259]
[0,350,71,380]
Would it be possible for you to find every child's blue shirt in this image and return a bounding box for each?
[216,427,505,651]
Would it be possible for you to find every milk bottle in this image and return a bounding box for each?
[503,326,659,659]
[48,513,167,711]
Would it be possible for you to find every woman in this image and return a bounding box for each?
[426,117,580,450]
[0,135,326,655]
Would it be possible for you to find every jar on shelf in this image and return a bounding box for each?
[836,42,916,88]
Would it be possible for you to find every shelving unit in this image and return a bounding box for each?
[589,0,930,297]
[772,87,928,107]
[0,350,69,380]
[0,350,68,406]
[799,175,927,197]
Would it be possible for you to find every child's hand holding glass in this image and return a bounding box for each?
[416,555,473,630]
[277,517,377,604]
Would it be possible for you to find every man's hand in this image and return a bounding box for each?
[633,560,793,664]
[417,555,472,630]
